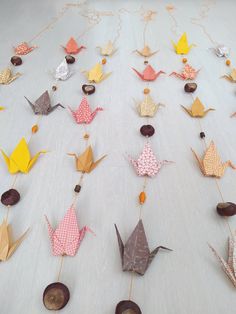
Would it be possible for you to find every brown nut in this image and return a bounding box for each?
[115,300,142,314]
[184,83,197,93]
[82,84,95,95]
[43,282,70,310]
[216,202,236,216]
[1,189,20,206]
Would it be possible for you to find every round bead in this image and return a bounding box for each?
[65,55,75,64]
[1,189,20,206]
[52,86,57,91]
[31,124,39,134]
[140,125,155,137]
[139,191,146,204]
[200,132,205,139]
[226,59,231,66]
[83,133,89,139]
[102,58,107,65]
[74,185,81,193]
[10,56,22,66]
[182,58,187,63]
[144,60,148,64]
[143,88,150,94]
[43,282,70,311]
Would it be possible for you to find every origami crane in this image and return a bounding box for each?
[132,65,165,81]
[191,141,236,178]
[136,94,164,117]
[222,68,236,83]
[25,91,64,115]
[115,219,172,276]
[135,45,158,57]
[83,63,111,83]
[54,58,71,81]
[68,145,106,173]
[209,233,236,287]
[62,37,85,54]
[45,206,93,256]
[1,137,46,174]
[14,42,36,55]
[181,97,215,118]
[172,32,194,54]
[213,45,230,58]
[68,97,103,124]
[0,219,28,261]
[129,142,172,177]
[97,40,117,56]
[170,64,199,80]
[0,68,21,85]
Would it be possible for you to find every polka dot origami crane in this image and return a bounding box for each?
[0,68,21,85]
[14,42,36,55]
[97,40,117,56]
[170,64,199,80]
[68,97,103,124]
[1,138,46,174]
[132,64,165,81]
[129,142,172,177]
[222,68,236,83]
[172,32,194,54]
[181,97,215,118]
[135,94,164,117]
[115,219,172,276]
[54,58,71,81]
[135,45,158,58]
[83,63,111,83]
[45,206,93,256]
[62,37,85,54]
[191,141,236,178]
[25,90,64,115]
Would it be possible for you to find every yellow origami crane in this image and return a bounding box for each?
[135,45,158,57]
[0,106,5,111]
[97,41,117,56]
[191,141,236,178]
[83,63,111,83]
[222,68,236,83]
[1,138,46,174]
[0,220,28,262]
[136,95,164,117]
[181,97,215,118]
[0,68,21,85]
[68,145,106,173]
[172,32,194,54]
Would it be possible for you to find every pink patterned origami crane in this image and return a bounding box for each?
[14,42,36,55]
[170,64,199,80]
[68,97,103,124]
[45,206,93,256]
[132,65,165,81]
[63,37,85,54]
[129,142,172,177]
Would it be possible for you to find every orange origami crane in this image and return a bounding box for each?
[62,37,85,54]
[14,42,36,55]
[191,141,236,178]
[170,64,199,80]
[181,97,214,118]
[132,65,165,81]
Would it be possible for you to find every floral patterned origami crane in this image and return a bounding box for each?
[0,68,21,85]
[170,64,199,80]
[14,42,36,55]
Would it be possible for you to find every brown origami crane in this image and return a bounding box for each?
[0,68,21,85]
[68,145,106,173]
[222,68,236,83]
[191,141,236,178]
[0,220,28,261]
[135,45,158,57]
[181,97,214,118]
[209,233,236,287]
[115,220,172,275]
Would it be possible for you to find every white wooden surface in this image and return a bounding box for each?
[1,0,236,313]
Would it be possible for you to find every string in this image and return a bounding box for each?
[166,5,178,36]
[57,255,64,282]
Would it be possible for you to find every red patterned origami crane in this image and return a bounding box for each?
[62,37,85,54]
[129,142,172,177]
[132,65,165,81]
[170,64,199,80]
[45,206,93,256]
[68,97,103,124]
[14,42,36,55]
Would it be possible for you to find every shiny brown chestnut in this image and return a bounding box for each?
[65,55,75,64]
[10,56,22,66]
[140,125,155,137]
[115,300,142,314]
[1,189,20,206]
[82,84,96,95]
[184,83,197,93]
[43,282,70,311]
[216,202,236,216]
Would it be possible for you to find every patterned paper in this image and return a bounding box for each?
[98,40,116,56]
[55,58,71,81]
[222,68,236,83]
[14,42,36,55]
[170,64,199,80]
[0,68,21,85]
[136,94,164,117]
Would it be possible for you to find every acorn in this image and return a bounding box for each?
[216,202,236,216]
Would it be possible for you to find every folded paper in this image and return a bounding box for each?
[45,206,93,256]
[55,58,71,81]
[132,65,165,81]
[191,141,236,178]
[0,220,28,261]
[1,137,46,174]
[172,32,194,54]
[136,94,164,117]
[129,142,172,177]
[115,219,171,275]
[83,63,111,83]
[135,45,158,57]
[181,97,214,118]
[209,234,236,287]
[97,41,116,56]
[222,68,236,83]
[213,45,230,58]
[14,42,36,55]
[25,91,64,115]
[68,97,103,124]
[63,37,85,54]
[170,64,199,80]
[68,145,106,173]
[0,68,21,85]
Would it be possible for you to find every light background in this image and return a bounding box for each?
[0,0,236,313]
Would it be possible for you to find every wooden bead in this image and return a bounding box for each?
[226,59,231,66]
[32,124,39,133]
[139,191,146,204]
[83,133,89,140]
[102,58,107,64]
[143,88,150,94]
[182,58,187,63]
